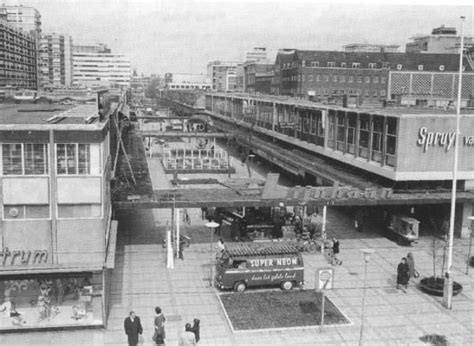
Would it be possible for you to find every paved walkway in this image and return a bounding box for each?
[3,141,473,345]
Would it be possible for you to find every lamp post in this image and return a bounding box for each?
[247,154,255,178]
[359,249,375,346]
[467,216,474,275]
[444,15,465,310]
[206,221,219,287]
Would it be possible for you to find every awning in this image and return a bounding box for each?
[189,114,211,123]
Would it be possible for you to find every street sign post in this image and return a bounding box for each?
[316,267,334,332]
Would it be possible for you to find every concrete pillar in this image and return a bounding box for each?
[459,202,473,239]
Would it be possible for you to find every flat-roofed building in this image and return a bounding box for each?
[39,33,73,89]
[0,95,120,331]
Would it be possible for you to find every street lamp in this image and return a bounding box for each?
[247,154,255,178]
[206,221,220,287]
[444,16,465,310]
[359,249,375,346]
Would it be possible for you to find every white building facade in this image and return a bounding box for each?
[73,51,131,88]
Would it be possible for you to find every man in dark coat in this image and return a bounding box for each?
[124,311,143,346]
[397,257,410,292]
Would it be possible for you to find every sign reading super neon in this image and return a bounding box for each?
[249,257,299,268]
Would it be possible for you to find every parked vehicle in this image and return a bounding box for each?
[215,244,304,292]
[387,215,420,244]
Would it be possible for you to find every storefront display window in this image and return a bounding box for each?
[371,116,384,163]
[0,273,103,330]
[358,114,370,159]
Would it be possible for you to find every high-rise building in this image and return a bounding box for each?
[73,44,131,88]
[406,25,474,53]
[245,47,268,62]
[207,61,241,91]
[0,4,41,37]
[0,19,37,93]
[39,33,73,89]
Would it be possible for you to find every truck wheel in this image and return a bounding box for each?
[281,281,293,290]
[233,281,246,292]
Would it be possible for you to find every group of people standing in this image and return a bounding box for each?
[397,252,418,292]
[124,307,200,345]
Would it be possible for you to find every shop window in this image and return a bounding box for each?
[2,143,48,176]
[56,144,90,175]
[58,204,102,219]
[0,273,103,330]
[3,205,50,220]
[371,116,384,163]
[358,114,370,159]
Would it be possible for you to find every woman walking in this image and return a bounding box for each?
[153,306,166,345]
[397,257,410,292]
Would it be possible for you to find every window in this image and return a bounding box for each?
[336,113,345,152]
[327,62,336,68]
[316,75,321,82]
[372,116,384,163]
[418,65,423,71]
[365,89,371,96]
[347,116,357,154]
[381,77,386,84]
[439,65,445,71]
[373,90,378,97]
[385,117,397,167]
[380,90,386,96]
[373,76,379,83]
[302,60,306,67]
[4,205,50,219]
[357,76,362,83]
[348,76,354,83]
[309,75,313,82]
[341,62,347,68]
[365,76,370,83]
[352,63,360,68]
[339,75,345,83]
[333,75,338,82]
[56,144,91,175]
[324,75,329,82]
[58,204,101,218]
[358,114,370,159]
[311,61,319,67]
[382,62,390,69]
[397,64,403,70]
[2,143,48,175]
[368,63,376,69]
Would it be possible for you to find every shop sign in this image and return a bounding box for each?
[0,248,48,266]
[316,267,334,290]
[248,257,299,268]
[417,127,474,152]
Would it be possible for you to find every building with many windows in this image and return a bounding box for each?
[73,44,131,88]
[243,61,274,93]
[343,43,400,53]
[0,19,37,93]
[0,95,120,331]
[0,5,41,36]
[274,49,474,106]
[207,60,241,92]
[245,47,268,62]
[39,33,73,89]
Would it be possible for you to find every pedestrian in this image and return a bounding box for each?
[179,323,196,346]
[190,318,200,343]
[201,207,208,220]
[124,311,143,346]
[152,306,166,345]
[331,237,342,265]
[216,238,226,258]
[178,237,186,260]
[406,252,418,280]
[397,257,410,292]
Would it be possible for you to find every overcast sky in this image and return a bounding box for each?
[7,0,474,75]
